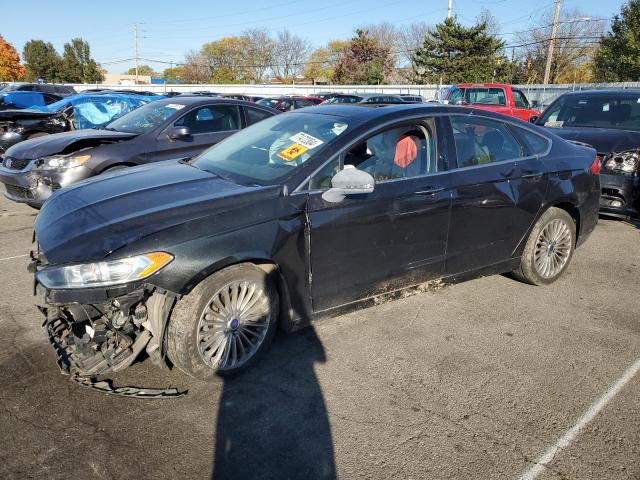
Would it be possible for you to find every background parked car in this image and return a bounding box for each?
[0,93,158,152]
[0,97,278,207]
[256,96,323,111]
[324,93,406,104]
[221,94,264,102]
[444,83,540,122]
[399,94,425,103]
[0,82,76,97]
[534,89,640,218]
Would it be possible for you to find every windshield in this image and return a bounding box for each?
[193,112,350,183]
[538,94,640,132]
[326,95,362,104]
[106,101,185,134]
[256,98,280,108]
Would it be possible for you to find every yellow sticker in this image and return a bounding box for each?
[277,143,308,162]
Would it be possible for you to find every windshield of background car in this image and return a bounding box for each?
[326,95,362,104]
[538,94,640,132]
[256,98,280,108]
[106,101,184,134]
[193,112,350,183]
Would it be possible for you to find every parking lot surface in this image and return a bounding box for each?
[0,193,638,480]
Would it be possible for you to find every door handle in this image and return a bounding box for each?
[415,186,444,196]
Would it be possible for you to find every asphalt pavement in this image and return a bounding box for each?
[0,193,638,480]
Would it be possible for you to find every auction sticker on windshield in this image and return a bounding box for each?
[289,132,323,149]
[165,103,186,110]
[278,143,308,162]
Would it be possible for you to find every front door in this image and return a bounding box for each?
[150,104,241,162]
[305,120,451,311]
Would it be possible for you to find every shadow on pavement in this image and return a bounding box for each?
[211,326,336,480]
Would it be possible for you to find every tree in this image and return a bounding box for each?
[242,29,275,83]
[125,64,156,77]
[304,40,348,84]
[60,38,103,83]
[162,66,185,82]
[182,50,211,83]
[22,40,62,82]
[411,17,512,84]
[333,29,394,84]
[0,36,25,81]
[271,30,312,83]
[514,8,605,84]
[201,36,253,83]
[594,0,640,81]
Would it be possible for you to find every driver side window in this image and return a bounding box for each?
[309,121,437,190]
[175,105,240,134]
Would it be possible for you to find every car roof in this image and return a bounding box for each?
[558,89,640,98]
[152,96,276,108]
[333,92,401,99]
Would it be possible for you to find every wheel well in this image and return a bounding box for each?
[550,202,581,242]
[99,162,135,173]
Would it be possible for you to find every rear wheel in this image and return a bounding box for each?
[167,264,279,381]
[512,207,576,285]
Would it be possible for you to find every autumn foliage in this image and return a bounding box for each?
[0,35,25,81]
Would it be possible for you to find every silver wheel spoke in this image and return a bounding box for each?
[196,279,271,371]
[533,218,572,279]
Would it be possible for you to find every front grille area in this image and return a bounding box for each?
[3,156,30,170]
[4,184,34,199]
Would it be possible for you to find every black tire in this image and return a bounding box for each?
[512,207,576,285]
[167,263,279,381]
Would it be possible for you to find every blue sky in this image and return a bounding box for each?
[2,0,626,74]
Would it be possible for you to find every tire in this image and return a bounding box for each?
[167,264,279,381]
[512,207,576,286]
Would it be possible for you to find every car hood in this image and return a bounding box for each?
[34,161,281,265]
[542,126,640,154]
[5,129,138,160]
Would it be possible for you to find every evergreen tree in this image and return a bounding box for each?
[22,40,62,82]
[594,0,640,81]
[411,18,512,84]
[60,38,103,83]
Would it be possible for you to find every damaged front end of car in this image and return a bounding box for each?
[31,248,185,396]
[599,149,640,218]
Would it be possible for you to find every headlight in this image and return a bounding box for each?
[603,151,638,174]
[33,153,91,171]
[36,252,173,289]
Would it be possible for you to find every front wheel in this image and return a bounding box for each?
[167,264,279,381]
[512,207,576,285]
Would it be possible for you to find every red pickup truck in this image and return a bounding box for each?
[444,83,540,122]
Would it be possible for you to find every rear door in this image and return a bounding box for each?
[512,89,534,121]
[444,114,525,274]
[151,104,241,162]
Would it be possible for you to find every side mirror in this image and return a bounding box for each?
[168,126,191,140]
[529,116,539,124]
[321,166,375,203]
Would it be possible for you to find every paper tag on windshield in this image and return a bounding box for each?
[165,103,186,110]
[278,143,308,162]
[289,132,323,149]
[545,120,563,128]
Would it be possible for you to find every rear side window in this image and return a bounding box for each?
[513,127,550,155]
[245,107,272,126]
[451,116,522,167]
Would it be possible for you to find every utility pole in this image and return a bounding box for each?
[543,0,561,85]
[447,0,452,19]
[134,23,139,84]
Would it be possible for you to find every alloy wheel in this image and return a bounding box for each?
[533,218,572,279]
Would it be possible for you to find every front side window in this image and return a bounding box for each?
[538,94,640,132]
[193,112,350,184]
[175,105,240,133]
[451,116,522,167]
[309,121,437,189]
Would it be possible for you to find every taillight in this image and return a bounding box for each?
[589,155,601,175]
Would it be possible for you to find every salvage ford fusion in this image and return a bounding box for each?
[32,104,600,381]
